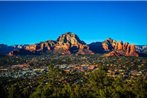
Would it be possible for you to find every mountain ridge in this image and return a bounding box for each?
[0,32,146,57]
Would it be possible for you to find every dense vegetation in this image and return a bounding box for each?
[0,55,147,98]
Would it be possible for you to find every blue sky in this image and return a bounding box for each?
[0,1,147,45]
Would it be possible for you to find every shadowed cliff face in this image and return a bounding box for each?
[0,44,14,55]
[0,32,141,57]
[88,42,105,54]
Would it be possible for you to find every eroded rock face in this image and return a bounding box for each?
[25,44,37,51]
[102,38,115,51]
[102,43,110,51]
[126,44,139,57]
[57,32,85,45]
[54,32,93,54]
[102,38,139,57]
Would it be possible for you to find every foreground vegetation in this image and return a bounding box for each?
[0,54,147,98]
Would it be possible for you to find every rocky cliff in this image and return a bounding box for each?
[89,38,139,57]
[54,32,93,54]
[24,40,56,52]
[102,38,138,57]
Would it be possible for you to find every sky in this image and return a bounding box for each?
[0,1,147,45]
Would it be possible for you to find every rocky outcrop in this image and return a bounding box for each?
[125,44,139,56]
[102,39,139,57]
[102,38,114,51]
[104,51,124,57]
[54,32,93,54]
[89,38,139,57]
[24,40,56,52]
[25,44,37,51]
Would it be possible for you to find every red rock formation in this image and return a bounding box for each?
[102,43,110,51]
[24,40,56,52]
[7,33,139,56]
[104,51,123,57]
[25,44,37,51]
[117,42,123,50]
[102,38,138,57]
[10,32,93,55]
[54,32,93,54]
[126,44,139,57]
